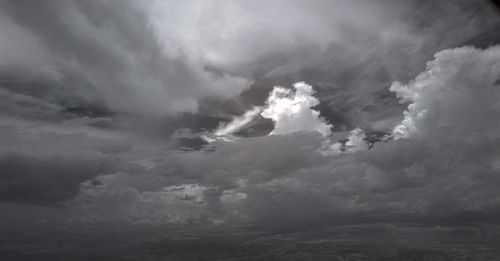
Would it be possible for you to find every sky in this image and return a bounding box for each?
[0,0,500,234]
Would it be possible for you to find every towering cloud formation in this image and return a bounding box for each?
[391,46,500,138]
[212,82,332,139]
[261,82,332,137]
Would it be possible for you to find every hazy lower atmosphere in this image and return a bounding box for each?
[1,0,500,260]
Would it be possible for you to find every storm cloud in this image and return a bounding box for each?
[0,0,499,233]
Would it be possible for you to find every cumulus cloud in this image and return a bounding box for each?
[261,82,333,137]
[211,82,332,139]
[391,46,500,139]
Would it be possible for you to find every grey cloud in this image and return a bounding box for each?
[0,0,250,117]
[0,0,499,232]
[237,0,499,131]
[0,116,134,204]
[0,152,115,203]
[65,46,500,227]
[1,0,496,128]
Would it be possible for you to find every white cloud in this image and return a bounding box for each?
[391,46,500,139]
[214,106,263,137]
[261,82,332,137]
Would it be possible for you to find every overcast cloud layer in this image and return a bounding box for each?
[1,0,500,230]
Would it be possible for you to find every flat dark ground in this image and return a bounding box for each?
[1,223,500,261]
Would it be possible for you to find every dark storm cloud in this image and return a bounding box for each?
[0,116,128,204]
[0,152,114,203]
[0,0,499,230]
